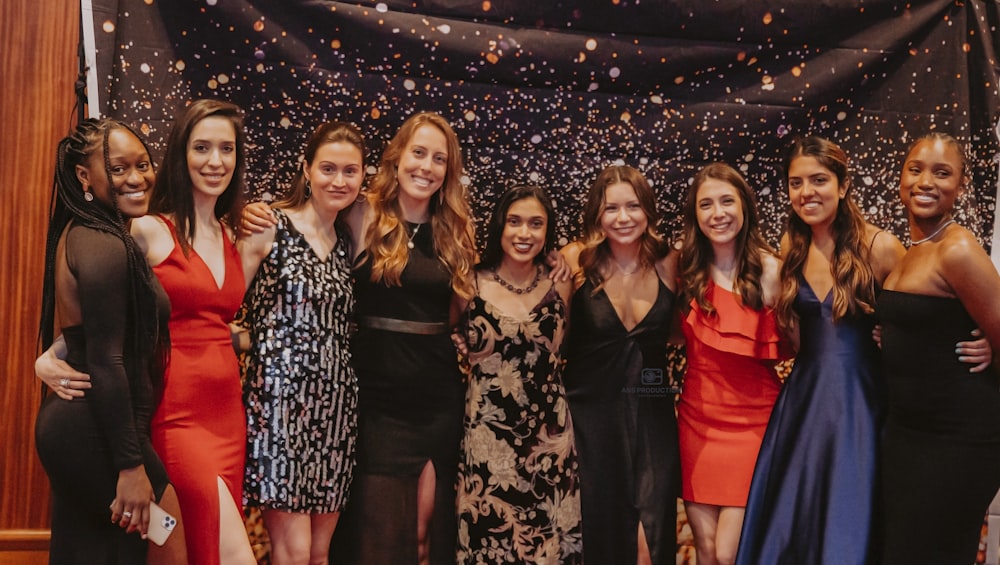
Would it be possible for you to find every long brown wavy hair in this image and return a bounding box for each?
[362,112,475,298]
[149,99,247,255]
[776,136,875,331]
[679,162,773,315]
[577,165,669,291]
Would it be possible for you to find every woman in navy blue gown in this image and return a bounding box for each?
[736,137,988,565]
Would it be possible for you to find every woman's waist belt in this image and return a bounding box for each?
[358,315,450,335]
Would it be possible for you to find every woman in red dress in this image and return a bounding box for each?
[131,99,255,565]
[676,162,786,565]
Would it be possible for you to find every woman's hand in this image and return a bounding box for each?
[545,249,571,282]
[239,202,277,236]
[957,329,993,373]
[35,340,90,400]
[110,464,154,536]
[871,324,883,349]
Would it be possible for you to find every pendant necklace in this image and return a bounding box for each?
[407,222,422,249]
[493,265,542,294]
[911,219,955,246]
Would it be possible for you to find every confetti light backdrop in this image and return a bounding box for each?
[89,0,1000,251]
[87,2,1000,561]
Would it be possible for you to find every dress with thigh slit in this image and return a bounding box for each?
[329,221,464,565]
[563,277,680,565]
[150,216,246,565]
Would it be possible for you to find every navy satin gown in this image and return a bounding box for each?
[736,280,884,565]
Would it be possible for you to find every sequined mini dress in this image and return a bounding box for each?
[241,208,358,512]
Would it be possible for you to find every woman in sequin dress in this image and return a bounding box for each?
[237,121,364,563]
[455,185,582,564]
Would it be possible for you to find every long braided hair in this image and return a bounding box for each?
[39,118,168,390]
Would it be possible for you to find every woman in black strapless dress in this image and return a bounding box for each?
[879,132,1000,564]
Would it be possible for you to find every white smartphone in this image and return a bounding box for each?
[147,501,177,546]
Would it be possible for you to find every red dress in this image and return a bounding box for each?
[151,217,246,564]
[678,282,785,507]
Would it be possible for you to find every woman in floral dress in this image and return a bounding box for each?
[455,185,582,564]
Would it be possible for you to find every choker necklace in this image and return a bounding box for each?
[911,219,955,245]
[406,222,422,249]
[493,265,542,294]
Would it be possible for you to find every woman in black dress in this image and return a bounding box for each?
[879,132,1000,564]
[561,165,681,565]
[34,118,186,563]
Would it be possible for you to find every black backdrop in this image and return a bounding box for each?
[88,0,1000,250]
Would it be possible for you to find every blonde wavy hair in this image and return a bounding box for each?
[362,112,475,298]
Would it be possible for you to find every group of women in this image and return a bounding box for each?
[33,95,1000,565]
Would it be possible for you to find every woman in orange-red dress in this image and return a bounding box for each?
[134,100,255,565]
[676,163,786,565]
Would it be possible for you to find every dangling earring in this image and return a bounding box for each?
[83,183,94,202]
[304,180,312,199]
[438,189,445,207]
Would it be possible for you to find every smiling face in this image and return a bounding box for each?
[76,127,155,218]
[900,137,966,221]
[304,141,363,215]
[500,196,548,267]
[395,124,448,214]
[186,115,237,200]
[599,181,648,249]
[695,177,745,248]
[787,155,846,231]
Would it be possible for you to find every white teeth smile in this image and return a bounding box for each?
[513,243,534,252]
[120,191,147,200]
[412,177,432,188]
[913,194,936,203]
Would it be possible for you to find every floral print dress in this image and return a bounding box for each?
[456,282,583,564]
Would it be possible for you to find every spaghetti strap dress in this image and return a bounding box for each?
[456,281,583,564]
[563,278,680,565]
[329,220,464,565]
[678,281,784,507]
[241,208,358,512]
[737,279,884,565]
[878,290,1000,565]
[150,215,246,565]
[35,225,171,564]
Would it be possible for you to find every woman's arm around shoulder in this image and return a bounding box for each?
[236,219,276,290]
[559,240,585,291]
[655,247,680,293]
[342,196,372,261]
[760,251,783,309]
[866,223,906,284]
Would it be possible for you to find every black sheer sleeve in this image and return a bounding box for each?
[65,225,145,471]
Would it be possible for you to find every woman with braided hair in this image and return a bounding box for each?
[34,118,187,562]
[38,100,254,563]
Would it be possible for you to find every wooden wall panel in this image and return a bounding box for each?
[0,0,79,536]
